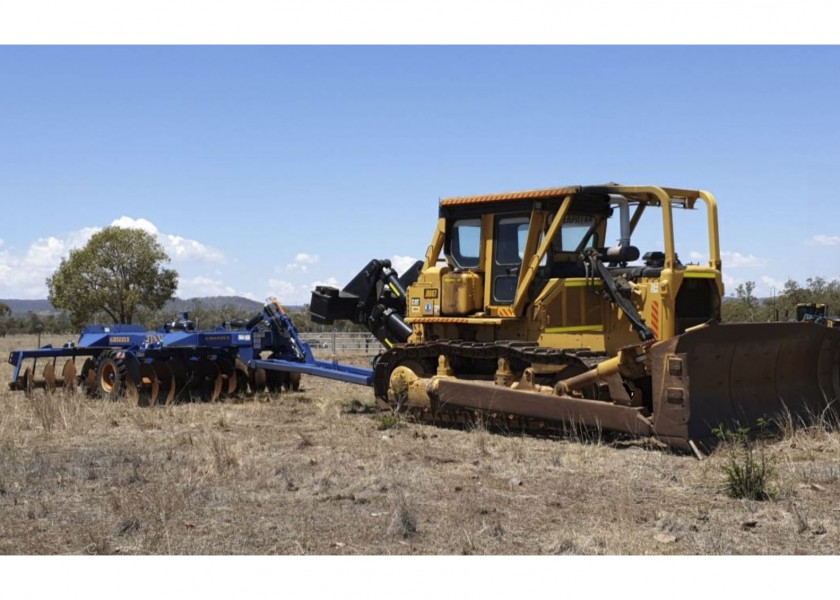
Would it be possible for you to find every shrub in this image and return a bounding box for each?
[375,413,405,431]
[713,420,775,501]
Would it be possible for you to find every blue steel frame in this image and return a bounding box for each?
[7,299,375,389]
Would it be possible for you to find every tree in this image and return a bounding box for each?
[47,226,178,327]
[0,302,9,337]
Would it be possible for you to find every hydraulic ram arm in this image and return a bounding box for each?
[309,258,422,348]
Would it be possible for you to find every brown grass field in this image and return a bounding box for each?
[1,333,839,556]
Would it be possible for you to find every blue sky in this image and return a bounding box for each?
[1,46,839,303]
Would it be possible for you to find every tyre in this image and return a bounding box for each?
[95,352,128,400]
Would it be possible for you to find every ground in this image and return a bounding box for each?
[1,334,839,555]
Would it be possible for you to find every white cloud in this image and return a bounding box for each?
[0,219,225,299]
[177,276,237,298]
[111,216,158,236]
[391,255,420,275]
[111,216,225,263]
[0,228,99,298]
[721,251,766,268]
[285,252,320,272]
[295,253,319,265]
[311,277,340,289]
[722,274,742,297]
[760,275,786,292]
[808,234,840,247]
[265,276,342,305]
[267,278,303,302]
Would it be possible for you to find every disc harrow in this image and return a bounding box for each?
[8,299,378,407]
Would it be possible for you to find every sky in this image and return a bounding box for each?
[1,45,839,303]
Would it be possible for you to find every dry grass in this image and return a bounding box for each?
[2,334,840,555]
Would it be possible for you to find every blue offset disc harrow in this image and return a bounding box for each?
[7,298,374,405]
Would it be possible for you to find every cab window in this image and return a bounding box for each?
[450,218,481,269]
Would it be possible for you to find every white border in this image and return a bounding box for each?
[1,1,838,44]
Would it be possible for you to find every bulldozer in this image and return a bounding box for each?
[311,184,840,453]
[796,303,840,328]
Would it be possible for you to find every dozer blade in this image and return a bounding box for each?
[651,322,840,451]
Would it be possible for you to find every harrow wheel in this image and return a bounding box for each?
[95,353,128,400]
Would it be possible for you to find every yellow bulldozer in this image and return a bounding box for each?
[311,184,840,453]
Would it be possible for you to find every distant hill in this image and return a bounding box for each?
[0,299,56,315]
[0,296,304,316]
[163,296,265,314]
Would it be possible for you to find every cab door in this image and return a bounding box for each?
[491,214,530,305]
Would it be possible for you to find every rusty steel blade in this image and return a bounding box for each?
[152,360,176,406]
[62,360,77,392]
[42,362,56,393]
[651,322,840,449]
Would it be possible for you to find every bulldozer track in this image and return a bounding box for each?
[373,340,612,432]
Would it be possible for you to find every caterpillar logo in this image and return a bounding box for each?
[109,336,131,344]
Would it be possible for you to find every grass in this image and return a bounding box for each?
[2,334,840,554]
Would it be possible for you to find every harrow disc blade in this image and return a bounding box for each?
[250,367,267,394]
[152,361,177,406]
[42,363,57,393]
[265,369,288,394]
[216,358,238,398]
[169,358,188,404]
[288,372,301,392]
[193,358,222,402]
[19,367,33,396]
[62,360,77,392]
[80,359,97,397]
[234,359,251,395]
[136,364,161,407]
[125,377,139,405]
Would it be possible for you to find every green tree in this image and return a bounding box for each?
[47,226,178,327]
[0,302,10,337]
[723,281,759,322]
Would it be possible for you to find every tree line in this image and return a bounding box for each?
[0,300,364,337]
[722,276,840,323]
